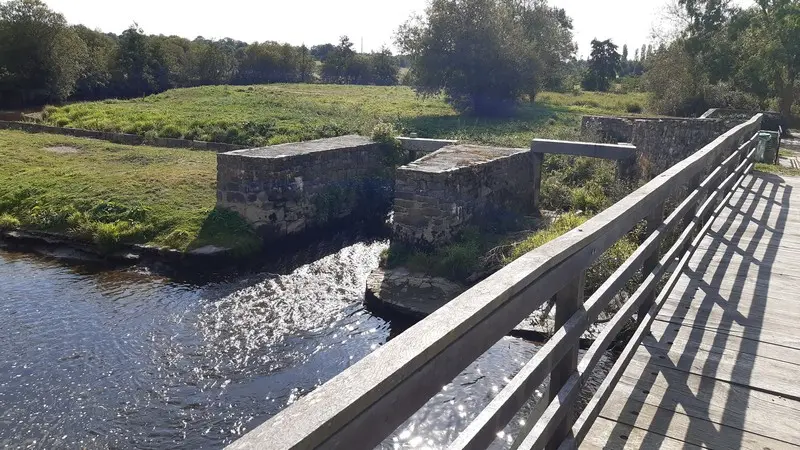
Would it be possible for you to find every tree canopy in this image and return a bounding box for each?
[582,39,621,92]
[396,0,575,115]
[0,0,403,108]
[656,0,800,118]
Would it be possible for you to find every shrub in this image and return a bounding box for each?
[540,178,572,211]
[0,213,20,229]
[625,102,643,114]
[158,124,183,139]
[703,83,761,111]
[571,182,608,212]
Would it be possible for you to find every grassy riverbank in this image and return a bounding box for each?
[3,85,649,255]
[43,84,648,147]
[0,130,260,253]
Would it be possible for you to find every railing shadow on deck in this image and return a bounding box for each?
[602,171,792,448]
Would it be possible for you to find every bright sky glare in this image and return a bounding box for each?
[39,0,755,58]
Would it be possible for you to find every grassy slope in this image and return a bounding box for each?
[0,130,259,253]
[44,84,648,147]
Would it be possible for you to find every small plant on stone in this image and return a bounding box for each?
[371,121,408,167]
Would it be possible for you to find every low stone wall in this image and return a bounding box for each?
[582,115,741,177]
[581,116,637,143]
[631,118,729,176]
[701,108,785,133]
[0,120,247,151]
[393,144,535,248]
[217,135,393,241]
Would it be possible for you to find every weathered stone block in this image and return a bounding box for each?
[393,144,535,248]
[216,135,394,241]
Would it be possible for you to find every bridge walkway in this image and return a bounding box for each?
[583,172,800,449]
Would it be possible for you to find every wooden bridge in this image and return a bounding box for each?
[229,114,800,449]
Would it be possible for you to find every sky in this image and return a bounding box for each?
[40,0,755,58]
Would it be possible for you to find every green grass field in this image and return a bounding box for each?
[43,84,649,147]
[0,130,259,253]
[2,84,649,254]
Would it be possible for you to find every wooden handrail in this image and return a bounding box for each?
[228,114,763,450]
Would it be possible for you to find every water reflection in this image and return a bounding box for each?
[0,239,606,449]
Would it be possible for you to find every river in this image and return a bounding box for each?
[0,236,610,449]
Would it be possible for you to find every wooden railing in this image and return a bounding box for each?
[228,114,763,450]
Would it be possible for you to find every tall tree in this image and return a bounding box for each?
[396,0,571,114]
[679,0,800,118]
[371,47,399,86]
[582,39,621,91]
[320,36,356,84]
[0,0,85,105]
[520,1,577,94]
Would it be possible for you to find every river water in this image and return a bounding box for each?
[0,236,611,449]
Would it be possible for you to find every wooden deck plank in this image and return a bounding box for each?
[647,319,800,366]
[637,337,800,401]
[596,400,796,449]
[582,174,800,449]
[579,417,699,450]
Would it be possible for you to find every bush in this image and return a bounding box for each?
[703,83,761,111]
[625,102,643,114]
[570,182,608,212]
[158,124,183,139]
[540,178,572,211]
[0,213,20,229]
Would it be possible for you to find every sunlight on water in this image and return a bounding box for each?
[0,240,612,449]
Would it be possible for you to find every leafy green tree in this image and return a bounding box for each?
[310,43,335,62]
[582,39,621,91]
[0,0,86,105]
[678,0,800,118]
[371,47,399,86]
[71,25,117,99]
[644,41,708,115]
[521,1,577,94]
[320,36,356,83]
[396,0,550,114]
[187,38,237,85]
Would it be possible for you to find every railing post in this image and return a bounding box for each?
[532,152,544,210]
[547,271,585,449]
[638,202,665,324]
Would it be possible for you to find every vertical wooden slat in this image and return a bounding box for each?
[637,202,664,324]
[532,152,544,210]
[547,272,585,450]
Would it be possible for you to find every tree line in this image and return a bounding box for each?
[2,0,796,120]
[0,0,401,108]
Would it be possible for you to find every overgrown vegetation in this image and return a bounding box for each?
[42,84,648,146]
[0,130,261,253]
[385,211,641,299]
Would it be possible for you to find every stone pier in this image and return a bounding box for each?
[216,135,393,241]
[392,144,536,249]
